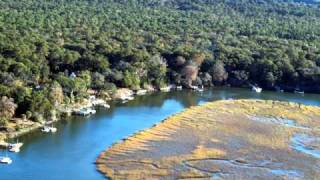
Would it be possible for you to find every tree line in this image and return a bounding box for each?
[0,0,320,125]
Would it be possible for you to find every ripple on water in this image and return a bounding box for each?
[291,133,320,159]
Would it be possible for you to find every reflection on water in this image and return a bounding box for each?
[0,87,319,180]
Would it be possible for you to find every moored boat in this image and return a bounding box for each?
[191,86,204,92]
[41,125,57,133]
[8,142,23,153]
[74,108,97,116]
[1,148,12,164]
[294,89,304,94]
[135,89,148,96]
[252,86,262,93]
[0,156,12,164]
[160,86,171,92]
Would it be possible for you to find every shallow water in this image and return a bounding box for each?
[291,133,320,159]
[0,87,319,180]
[248,116,310,130]
[187,158,303,179]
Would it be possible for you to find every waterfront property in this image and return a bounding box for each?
[1,88,320,180]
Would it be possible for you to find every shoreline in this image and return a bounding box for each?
[0,85,317,146]
[96,99,320,179]
[0,87,164,144]
[0,84,316,144]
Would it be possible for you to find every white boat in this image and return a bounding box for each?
[160,86,171,92]
[75,108,96,116]
[0,148,12,164]
[294,89,304,94]
[9,146,20,153]
[176,86,183,90]
[126,96,134,101]
[49,127,57,133]
[121,96,134,104]
[91,98,107,106]
[8,142,23,153]
[99,103,110,108]
[252,86,262,93]
[136,89,147,95]
[0,156,12,164]
[197,86,204,92]
[191,86,204,92]
[41,126,50,133]
[41,126,57,133]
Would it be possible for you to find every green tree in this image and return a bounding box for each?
[0,96,17,126]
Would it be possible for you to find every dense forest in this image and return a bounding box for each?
[0,0,320,123]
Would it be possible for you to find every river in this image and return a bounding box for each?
[0,87,319,180]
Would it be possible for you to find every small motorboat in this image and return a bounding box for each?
[176,86,183,90]
[74,108,97,116]
[135,89,148,96]
[0,156,12,164]
[100,103,110,109]
[294,89,304,94]
[126,96,134,101]
[197,86,204,92]
[252,86,262,93]
[41,126,57,133]
[0,148,12,164]
[160,86,171,92]
[49,127,57,133]
[191,86,204,92]
[9,146,20,153]
[41,126,50,133]
[8,142,23,153]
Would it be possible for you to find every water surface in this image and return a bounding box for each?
[0,87,319,180]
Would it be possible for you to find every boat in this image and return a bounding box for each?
[294,89,304,94]
[126,96,134,101]
[122,100,129,104]
[121,96,134,104]
[252,86,262,93]
[90,98,110,109]
[8,141,23,153]
[74,108,97,116]
[0,148,12,164]
[41,126,57,133]
[136,89,147,95]
[160,86,171,92]
[99,103,110,108]
[176,86,183,90]
[49,127,57,133]
[41,126,50,133]
[198,86,204,92]
[191,86,204,92]
[0,156,12,164]
[9,145,20,153]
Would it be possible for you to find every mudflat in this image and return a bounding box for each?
[96,100,320,179]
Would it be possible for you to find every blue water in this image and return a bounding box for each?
[0,87,319,180]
